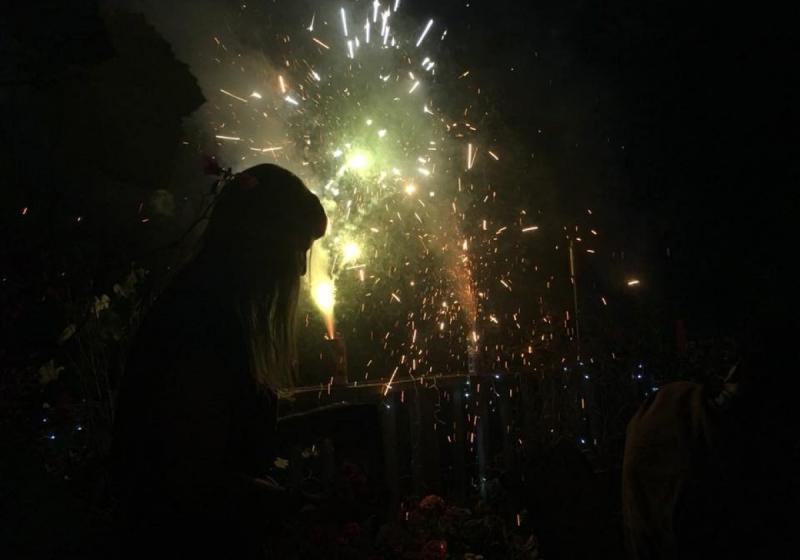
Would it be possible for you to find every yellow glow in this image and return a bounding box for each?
[404,183,417,195]
[308,243,335,338]
[342,241,361,263]
[346,151,370,170]
[313,279,335,315]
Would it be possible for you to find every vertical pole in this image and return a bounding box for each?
[382,391,400,507]
[453,386,467,502]
[569,239,581,360]
[409,387,424,493]
[570,239,592,448]
[476,379,489,499]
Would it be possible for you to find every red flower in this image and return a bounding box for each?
[421,539,447,560]
[419,494,445,511]
[342,521,361,540]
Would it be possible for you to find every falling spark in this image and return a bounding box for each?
[307,13,315,31]
[383,367,399,395]
[522,226,539,232]
[627,279,641,286]
[408,80,420,93]
[312,37,331,49]
[488,150,500,160]
[215,134,241,141]
[278,75,286,93]
[250,91,262,99]
[340,7,349,36]
[284,95,300,105]
[415,19,434,47]
[381,9,389,35]
[219,89,248,103]
[470,145,478,168]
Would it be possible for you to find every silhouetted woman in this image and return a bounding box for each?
[111,164,327,558]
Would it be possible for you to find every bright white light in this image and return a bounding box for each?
[313,280,335,315]
[342,241,361,263]
[415,19,434,47]
[340,8,349,36]
[347,151,370,170]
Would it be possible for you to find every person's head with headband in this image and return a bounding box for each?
[198,163,327,390]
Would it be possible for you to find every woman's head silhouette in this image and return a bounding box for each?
[198,163,327,390]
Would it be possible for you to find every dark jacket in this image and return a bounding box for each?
[111,265,284,558]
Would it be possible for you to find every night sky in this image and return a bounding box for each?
[426,0,795,334]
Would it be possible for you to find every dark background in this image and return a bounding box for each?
[430,0,795,335]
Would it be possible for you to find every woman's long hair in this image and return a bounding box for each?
[195,164,326,391]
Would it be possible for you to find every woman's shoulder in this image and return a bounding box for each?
[127,279,243,375]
